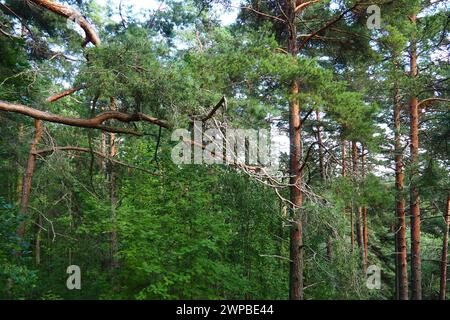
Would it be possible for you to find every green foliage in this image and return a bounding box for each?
[0,198,38,299]
[0,0,448,301]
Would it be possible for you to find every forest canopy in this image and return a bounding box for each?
[0,0,448,301]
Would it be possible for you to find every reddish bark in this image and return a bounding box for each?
[29,0,101,46]
[17,120,42,239]
[0,100,170,134]
[287,0,304,300]
[439,196,450,300]
[394,86,408,300]
[295,0,320,13]
[409,14,422,300]
[288,78,304,300]
[46,86,85,103]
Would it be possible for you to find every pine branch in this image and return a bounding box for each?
[0,100,170,135]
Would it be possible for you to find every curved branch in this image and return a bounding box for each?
[295,0,321,13]
[417,97,450,108]
[0,100,170,135]
[29,0,101,46]
[46,86,86,103]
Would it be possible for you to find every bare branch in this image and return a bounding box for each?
[0,100,170,135]
[417,97,450,108]
[29,0,101,46]
[300,108,314,126]
[46,86,86,103]
[295,0,321,14]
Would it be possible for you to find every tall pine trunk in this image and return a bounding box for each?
[352,141,361,253]
[341,140,347,177]
[439,195,450,300]
[17,119,42,239]
[316,110,333,261]
[361,146,368,272]
[35,214,42,265]
[109,99,119,271]
[287,0,304,300]
[356,207,363,250]
[315,110,325,181]
[109,135,119,270]
[15,124,25,204]
[350,204,354,252]
[316,110,333,260]
[409,13,422,300]
[288,78,304,300]
[394,85,409,300]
